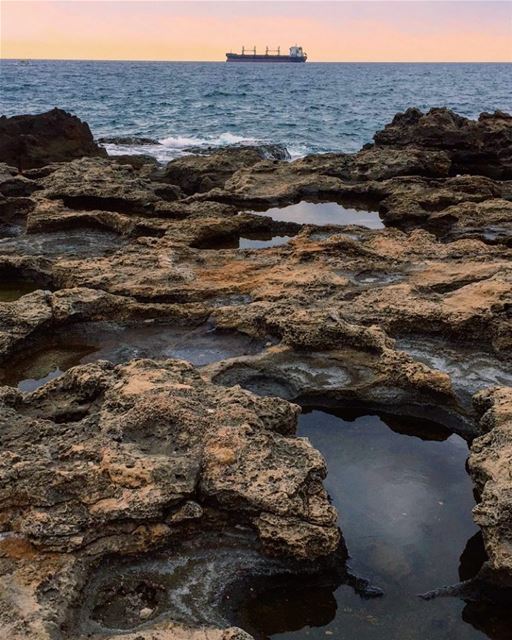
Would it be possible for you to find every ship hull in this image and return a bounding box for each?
[226,54,306,63]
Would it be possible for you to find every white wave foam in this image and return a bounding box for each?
[159,134,208,148]
[103,131,300,164]
[159,131,259,149]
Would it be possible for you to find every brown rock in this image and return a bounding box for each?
[469,387,512,588]
[373,107,512,178]
[157,147,279,195]
[0,108,107,170]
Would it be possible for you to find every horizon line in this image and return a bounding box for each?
[2,57,510,64]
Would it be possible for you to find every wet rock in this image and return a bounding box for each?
[109,154,160,169]
[0,108,107,170]
[373,107,512,178]
[183,143,291,161]
[0,286,210,360]
[98,135,161,145]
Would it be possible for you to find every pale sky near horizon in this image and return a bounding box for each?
[1,1,511,62]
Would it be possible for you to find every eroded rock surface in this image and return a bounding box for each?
[1,107,512,638]
[157,146,286,195]
[0,360,339,638]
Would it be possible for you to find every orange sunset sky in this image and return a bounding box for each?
[1,1,511,62]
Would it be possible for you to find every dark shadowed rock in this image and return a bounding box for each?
[373,107,512,178]
[0,108,107,171]
[0,163,39,197]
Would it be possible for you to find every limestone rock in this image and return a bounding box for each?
[37,157,182,215]
[469,387,512,588]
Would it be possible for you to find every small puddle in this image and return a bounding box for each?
[0,222,24,238]
[248,200,385,229]
[0,230,124,257]
[229,409,485,640]
[240,233,292,249]
[1,321,266,392]
[194,233,292,250]
[0,279,40,302]
[78,531,344,637]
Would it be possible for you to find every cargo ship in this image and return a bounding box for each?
[226,45,307,63]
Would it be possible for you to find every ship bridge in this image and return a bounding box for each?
[289,45,305,58]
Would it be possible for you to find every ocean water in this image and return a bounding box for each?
[1,60,511,161]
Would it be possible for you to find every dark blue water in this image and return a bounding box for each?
[1,60,510,161]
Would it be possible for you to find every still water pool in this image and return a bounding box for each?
[249,201,384,229]
[234,409,488,640]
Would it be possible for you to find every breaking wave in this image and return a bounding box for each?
[103,131,278,163]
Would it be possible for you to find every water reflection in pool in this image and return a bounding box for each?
[232,409,489,640]
[249,200,385,229]
[195,232,292,250]
[2,321,266,392]
[0,279,40,302]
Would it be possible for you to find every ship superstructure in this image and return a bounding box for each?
[226,45,307,63]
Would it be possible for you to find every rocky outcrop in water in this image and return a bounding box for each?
[98,135,161,145]
[157,145,289,194]
[183,143,291,161]
[0,107,511,638]
[373,107,512,179]
[0,108,107,170]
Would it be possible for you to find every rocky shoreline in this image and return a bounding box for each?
[0,106,511,639]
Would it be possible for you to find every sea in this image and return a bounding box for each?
[1,60,511,162]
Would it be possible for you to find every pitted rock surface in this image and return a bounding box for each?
[1,107,512,638]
